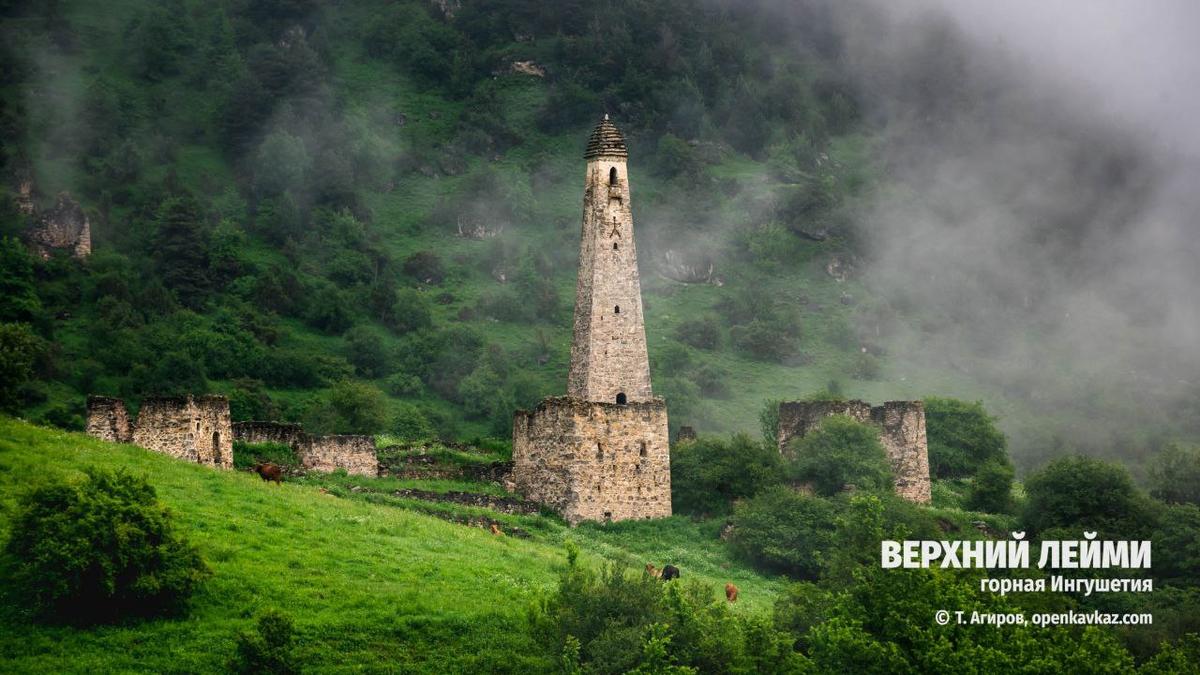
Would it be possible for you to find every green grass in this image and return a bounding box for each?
[0,417,788,672]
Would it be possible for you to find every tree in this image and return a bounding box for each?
[342,325,390,378]
[966,459,1014,514]
[729,486,837,579]
[0,237,41,321]
[0,322,44,411]
[1022,455,1155,537]
[1149,443,1200,506]
[305,380,389,435]
[154,194,210,308]
[787,415,891,497]
[3,468,209,623]
[924,397,1008,478]
[670,433,784,515]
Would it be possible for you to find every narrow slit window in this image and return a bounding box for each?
[639,441,647,457]
[614,305,620,314]
[613,242,619,250]
[609,167,618,185]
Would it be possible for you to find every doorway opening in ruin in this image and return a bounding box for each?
[616,393,627,405]
[609,167,618,185]
[212,431,221,463]
[614,305,620,314]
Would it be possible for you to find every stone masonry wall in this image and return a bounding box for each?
[86,396,132,443]
[131,395,233,469]
[300,435,379,476]
[778,399,931,504]
[26,192,91,259]
[511,397,671,524]
[566,152,653,403]
[231,421,306,451]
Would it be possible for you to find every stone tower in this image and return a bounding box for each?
[511,116,671,524]
[567,115,652,404]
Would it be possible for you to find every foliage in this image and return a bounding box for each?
[1022,455,1157,537]
[531,548,808,674]
[729,486,837,579]
[966,459,1014,513]
[1149,444,1200,506]
[230,609,299,675]
[786,415,891,497]
[232,441,298,471]
[2,468,209,623]
[0,322,44,411]
[759,399,781,447]
[304,380,391,435]
[670,433,784,515]
[673,316,721,350]
[924,397,1008,479]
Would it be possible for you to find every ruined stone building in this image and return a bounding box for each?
[777,399,932,503]
[232,421,379,477]
[86,394,233,469]
[511,116,671,524]
[19,181,92,259]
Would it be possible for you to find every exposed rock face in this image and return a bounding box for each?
[777,399,932,504]
[302,435,378,476]
[511,397,671,525]
[87,394,232,469]
[232,421,379,476]
[86,396,132,443]
[26,192,91,259]
[512,117,671,525]
[510,60,546,77]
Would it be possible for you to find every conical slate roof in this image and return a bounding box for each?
[584,114,628,159]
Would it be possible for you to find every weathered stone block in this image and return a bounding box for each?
[777,399,931,504]
[300,435,379,477]
[86,396,132,443]
[511,397,671,525]
[232,421,306,451]
[132,395,234,469]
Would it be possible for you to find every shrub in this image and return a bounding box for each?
[2,468,209,623]
[673,316,721,350]
[532,549,807,674]
[924,397,1007,478]
[402,250,445,284]
[670,433,784,515]
[967,459,1014,513]
[0,322,46,411]
[1022,455,1156,537]
[232,441,298,471]
[1149,443,1200,506]
[729,486,837,579]
[787,415,891,496]
[342,325,391,378]
[230,609,299,674]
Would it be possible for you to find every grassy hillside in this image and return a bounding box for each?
[0,417,788,672]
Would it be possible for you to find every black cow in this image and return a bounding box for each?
[661,564,680,581]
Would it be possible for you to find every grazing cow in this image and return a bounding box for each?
[252,462,283,484]
[725,583,739,603]
[660,565,680,581]
[645,563,660,578]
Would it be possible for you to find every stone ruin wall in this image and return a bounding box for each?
[23,191,92,260]
[300,435,378,476]
[232,421,378,477]
[511,397,671,524]
[777,399,931,504]
[86,396,132,443]
[87,395,232,469]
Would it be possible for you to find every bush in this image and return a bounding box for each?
[1149,443,1200,506]
[232,441,298,471]
[967,459,1014,514]
[230,609,299,674]
[924,397,1007,478]
[729,486,837,579]
[673,316,721,350]
[670,433,784,515]
[2,468,209,623]
[787,415,891,496]
[532,548,807,674]
[0,322,46,411]
[1022,455,1156,537]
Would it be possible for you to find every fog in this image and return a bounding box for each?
[824,0,1200,466]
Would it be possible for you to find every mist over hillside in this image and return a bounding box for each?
[1,0,1197,470]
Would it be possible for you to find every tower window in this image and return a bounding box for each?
[613,242,618,250]
[614,305,620,314]
[595,442,603,460]
[609,167,618,185]
[616,392,627,405]
[639,441,647,457]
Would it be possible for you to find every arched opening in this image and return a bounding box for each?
[639,441,647,457]
[613,242,618,250]
[616,392,627,405]
[609,167,618,185]
[614,305,620,314]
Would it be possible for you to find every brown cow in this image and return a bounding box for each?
[252,462,283,484]
[490,523,504,536]
[725,583,739,603]
[645,563,660,578]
